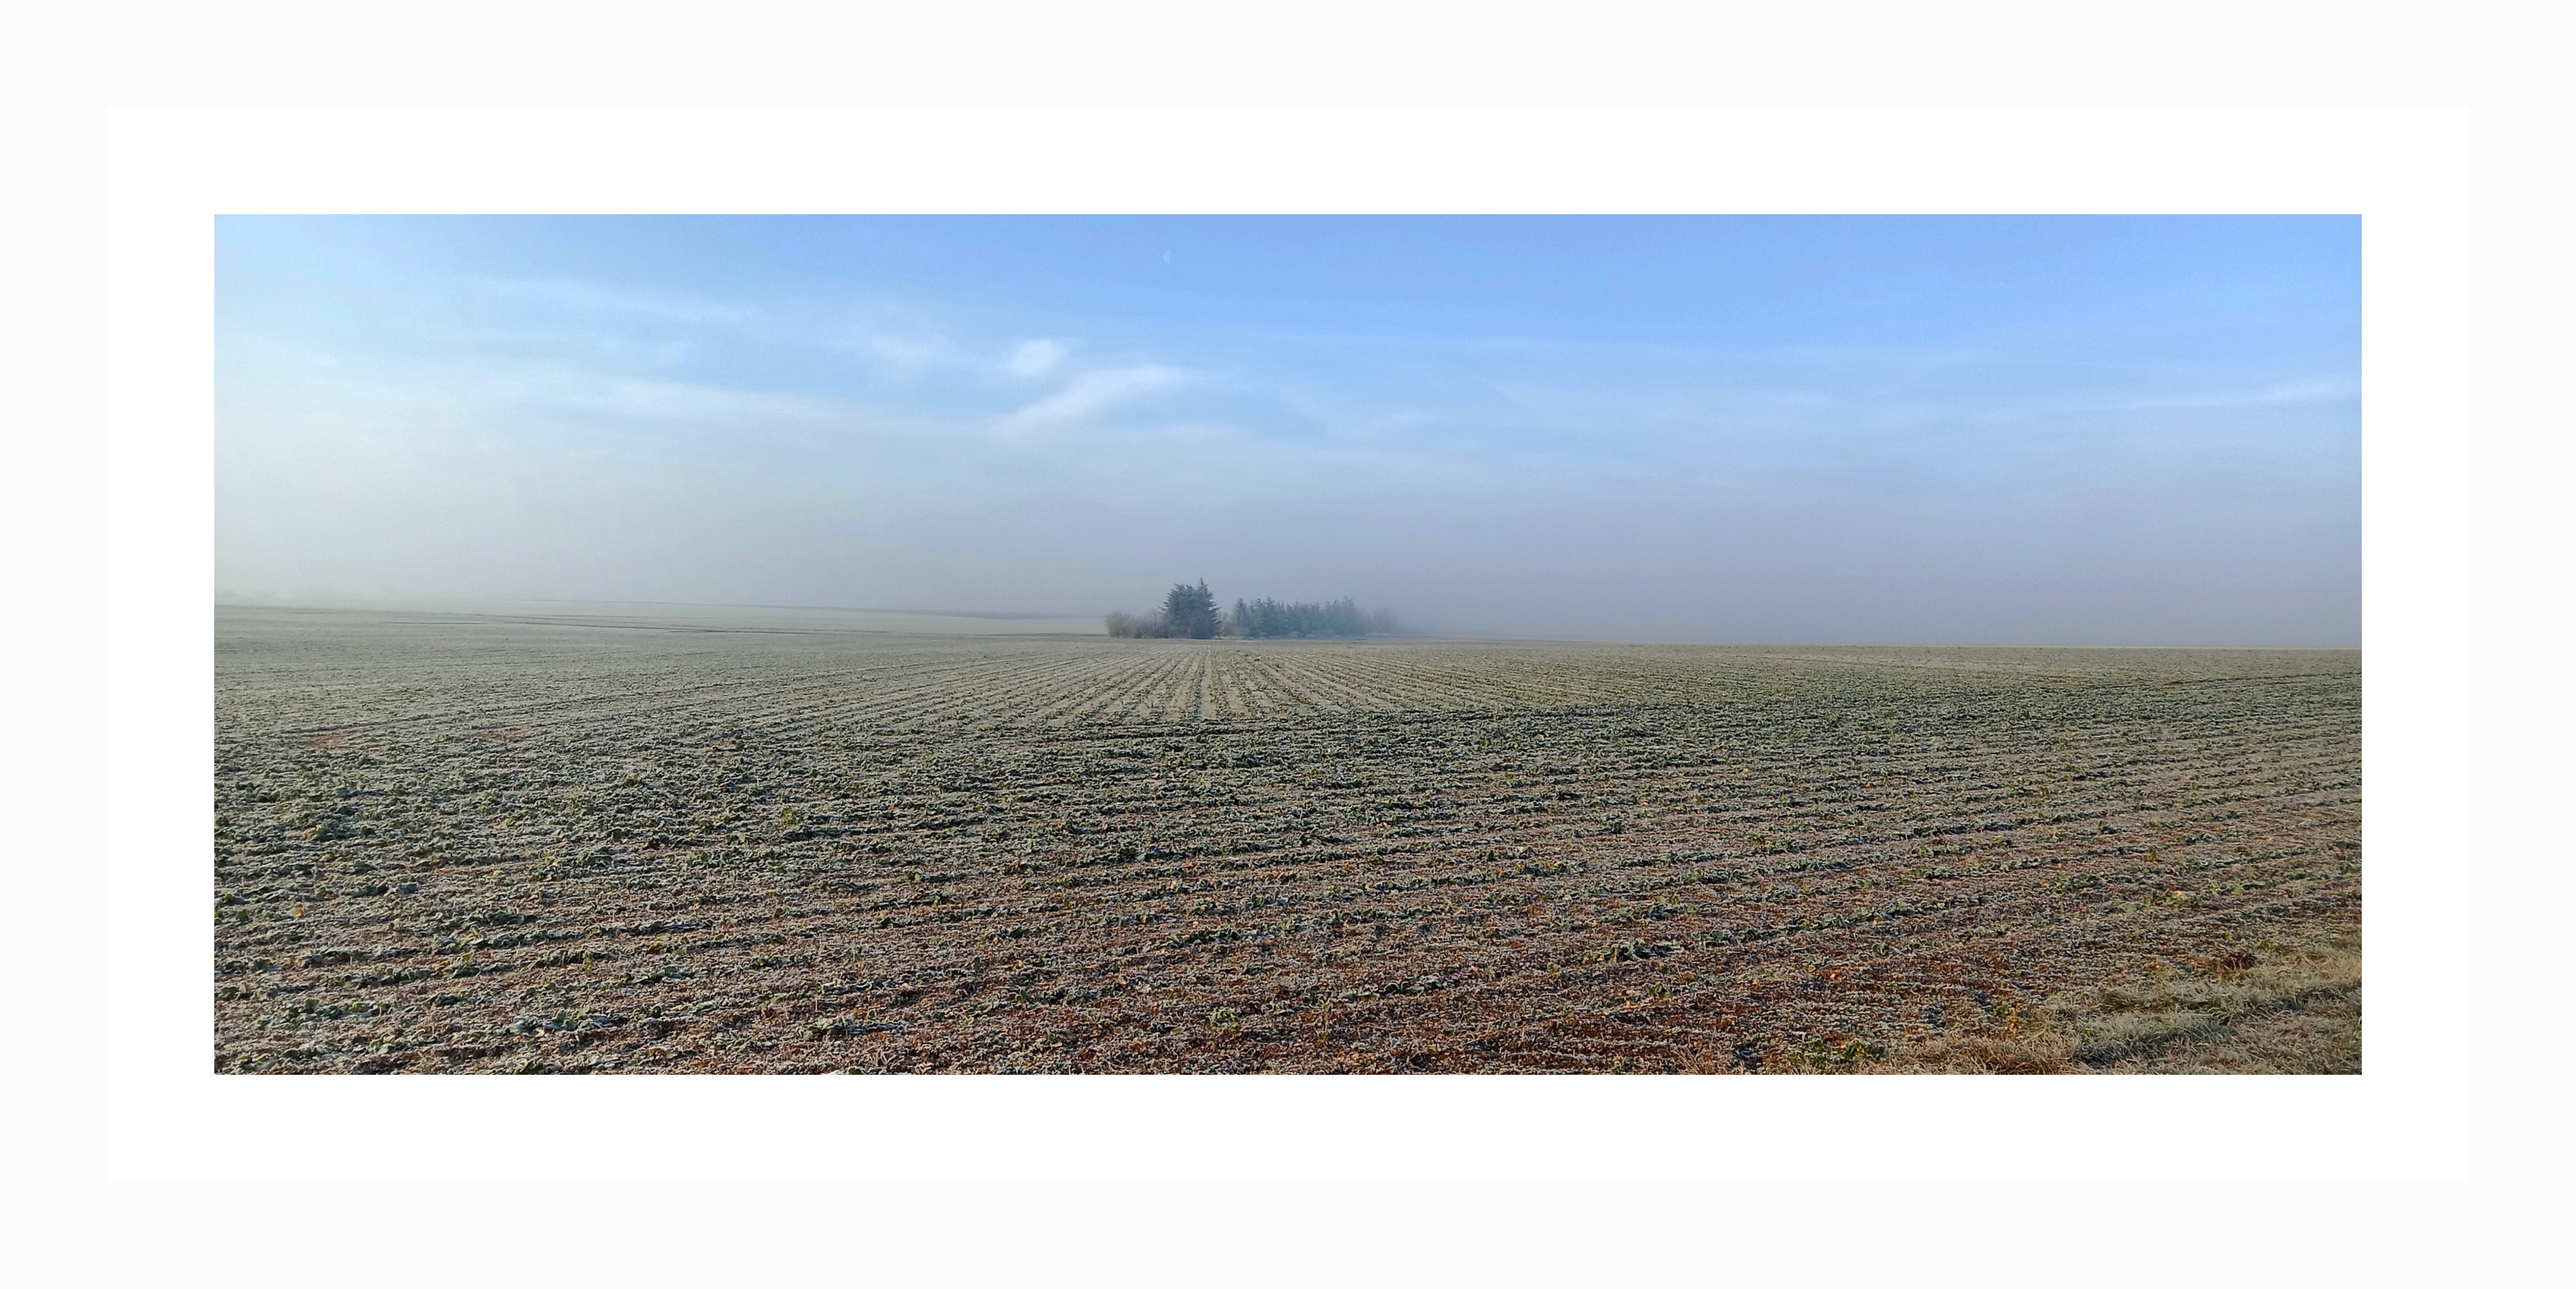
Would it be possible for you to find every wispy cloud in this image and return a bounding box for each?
[1002,364,1187,428]
[474,277,754,329]
[2057,375,2360,415]
[836,326,1087,386]
[480,363,854,429]
[1006,339,1069,379]
[843,329,969,377]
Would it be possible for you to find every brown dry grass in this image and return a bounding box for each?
[1878,927,2359,1074]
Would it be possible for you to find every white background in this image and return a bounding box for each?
[10,2,2567,1283]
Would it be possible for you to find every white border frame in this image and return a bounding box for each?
[72,101,2481,1267]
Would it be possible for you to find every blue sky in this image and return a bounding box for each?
[214,215,2359,644]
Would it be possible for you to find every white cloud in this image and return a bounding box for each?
[1006,338,1068,379]
[1003,364,1185,427]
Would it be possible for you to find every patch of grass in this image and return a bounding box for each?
[1878,932,2359,1074]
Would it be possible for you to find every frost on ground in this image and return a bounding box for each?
[212,605,2361,1074]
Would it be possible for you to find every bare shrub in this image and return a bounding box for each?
[1103,610,1166,638]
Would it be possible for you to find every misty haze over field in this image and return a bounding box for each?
[216,215,2359,645]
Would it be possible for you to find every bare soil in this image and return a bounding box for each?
[213,605,2360,1074]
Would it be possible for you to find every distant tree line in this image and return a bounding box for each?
[1227,595,1398,639]
[1105,581,1398,639]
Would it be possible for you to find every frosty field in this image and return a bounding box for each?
[212,604,2362,1074]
